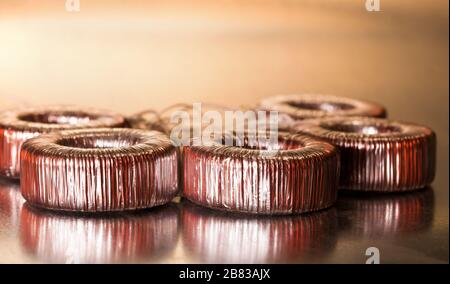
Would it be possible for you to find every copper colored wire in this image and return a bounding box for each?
[20,128,178,212]
[20,203,179,263]
[126,109,165,133]
[239,107,297,133]
[295,117,436,192]
[182,202,338,263]
[128,103,234,135]
[129,103,294,140]
[0,106,126,178]
[183,132,340,214]
[259,94,387,120]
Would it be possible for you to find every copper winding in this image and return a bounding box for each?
[128,103,233,134]
[183,132,340,214]
[295,117,436,191]
[0,106,126,178]
[259,94,387,120]
[20,128,178,212]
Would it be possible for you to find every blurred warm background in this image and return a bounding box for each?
[0,0,447,115]
[0,0,448,264]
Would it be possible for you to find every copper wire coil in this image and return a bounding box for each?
[183,132,340,214]
[126,109,165,132]
[336,188,434,237]
[182,201,338,263]
[0,106,126,178]
[20,203,179,263]
[128,103,234,135]
[259,94,387,120]
[294,117,436,192]
[20,128,178,212]
[238,108,298,133]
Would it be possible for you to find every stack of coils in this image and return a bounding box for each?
[0,106,126,178]
[294,117,436,192]
[0,93,437,215]
[183,132,340,214]
[20,128,178,212]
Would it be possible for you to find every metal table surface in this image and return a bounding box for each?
[0,1,448,264]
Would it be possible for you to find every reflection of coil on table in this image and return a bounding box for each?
[20,204,179,264]
[182,202,338,263]
[0,178,24,231]
[336,188,434,237]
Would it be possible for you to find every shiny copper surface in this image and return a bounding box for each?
[182,202,338,263]
[183,133,340,214]
[20,203,179,264]
[260,94,386,120]
[0,106,126,178]
[295,117,436,192]
[20,128,178,212]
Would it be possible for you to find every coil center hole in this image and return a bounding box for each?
[286,101,354,112]
[18,111,98,125]
[57,135,142,149]
[323,123,401,135]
